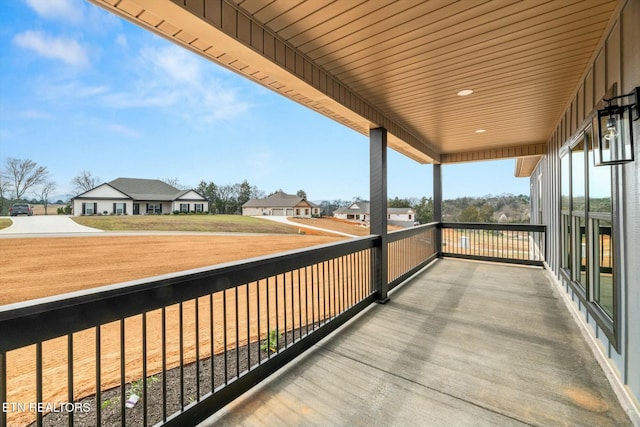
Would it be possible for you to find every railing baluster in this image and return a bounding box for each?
[275,275,280,351]
[142,312,148,426]
[120,319,125,427]
[36,342,42,427]
[96,326,101,427]
[257,279,262,363]
[246,282,251,370]
[265,278,270,360]
[235,286,239,376]
[195,298,200,400]
[67,333,74,427]
[209,294,214,391]
[162,307,167,422]
[223,289,228,381]
[179,302,184,409]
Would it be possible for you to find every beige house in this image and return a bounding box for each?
[242,191,320,217]
[72,178,208,216]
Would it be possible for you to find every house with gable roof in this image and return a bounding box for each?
[242,191,320,217]
[334,201,416,227]
[72,178,208,216]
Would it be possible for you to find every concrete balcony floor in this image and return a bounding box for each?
[200,259,633,426]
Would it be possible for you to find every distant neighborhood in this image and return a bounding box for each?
[1,157,531,224]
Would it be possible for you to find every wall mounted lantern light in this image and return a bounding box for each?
[594,87,639,166]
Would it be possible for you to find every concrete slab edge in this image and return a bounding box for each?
[543,262,640,427]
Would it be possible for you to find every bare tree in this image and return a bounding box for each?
[5,157,48,200]
[35,181,57,215]
[71,170,100,194]
[0,172,10,214]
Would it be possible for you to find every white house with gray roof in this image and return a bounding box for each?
[334,202,416,227]
[72,178,208,216]
[242,191,319,217]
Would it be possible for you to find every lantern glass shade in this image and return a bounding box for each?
[595,104,634,166]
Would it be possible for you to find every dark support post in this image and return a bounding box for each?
[370,127,389,303]
[433,163,443,256]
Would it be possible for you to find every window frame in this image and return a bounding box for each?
[559,121,618,349]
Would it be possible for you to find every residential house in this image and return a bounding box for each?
[387,207,416,227]
[333,201,370,222]
[334,202,415,227]
[72,178,208,216]
[242,191,320,217]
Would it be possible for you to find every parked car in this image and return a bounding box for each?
[9,203,33,216]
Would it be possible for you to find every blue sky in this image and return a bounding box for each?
[0,0,529,202]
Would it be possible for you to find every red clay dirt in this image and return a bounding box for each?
[1,233,347,426]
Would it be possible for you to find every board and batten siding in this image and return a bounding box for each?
[532,0,640,411]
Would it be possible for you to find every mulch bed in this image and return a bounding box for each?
[32,330,298,427]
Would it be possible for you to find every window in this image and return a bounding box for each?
[560,126,615,326]
[588,132,613,317]
[147,203,161,214]
[83,203,95,215]
[195,204,204,212]
[180,203,189,213]
[114,203,125,215]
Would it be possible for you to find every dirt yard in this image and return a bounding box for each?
[1,233,348,426]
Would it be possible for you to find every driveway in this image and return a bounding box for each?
[255,216,358,238]
[0,215,103,235]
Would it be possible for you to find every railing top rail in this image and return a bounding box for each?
[387,222,438,242]
[440,222,546,232]
[0,236,377,353]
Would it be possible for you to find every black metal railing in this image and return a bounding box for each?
[387,223,438,290]
[0,237,381,427]
[0,222,545,427]
[440,222,546,266]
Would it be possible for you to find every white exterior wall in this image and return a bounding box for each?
[73,200,133,216]
[243,206,318,217]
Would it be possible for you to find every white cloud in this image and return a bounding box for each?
[13,30,89,67]
[24,0,83,23]
[105,123,141,138]
[102,44,251,123]
[115,34,128,50]
[20,110,53,119]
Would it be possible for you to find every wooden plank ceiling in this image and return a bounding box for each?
[89,0,617,170]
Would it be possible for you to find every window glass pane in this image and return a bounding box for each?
[573,216,587,288]
[562,214,571,270]
[593,219,613,317]
[561,154,570,211]
[571,141,585,212]
[588,138,612,213]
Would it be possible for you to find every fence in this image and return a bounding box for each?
[1,237,382,427]
[440,222,546,266]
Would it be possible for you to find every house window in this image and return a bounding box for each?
[194,204,203,212]
[296,209,300,215]
[147,203,161,214]
[180,203,189,213]
[114,203,125,215]
[305,208,309,215]
[83,203,95,215]
[408,214,412,220]
[560,125,615,331]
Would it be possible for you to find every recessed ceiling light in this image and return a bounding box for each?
[457,89,474,96]
[475,129,486,133]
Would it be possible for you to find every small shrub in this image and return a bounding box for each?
[260,328,281,353]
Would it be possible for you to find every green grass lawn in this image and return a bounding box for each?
[72,214,301,233]
[0,218,12,230]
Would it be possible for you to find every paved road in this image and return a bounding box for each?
[0,215,103,235]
